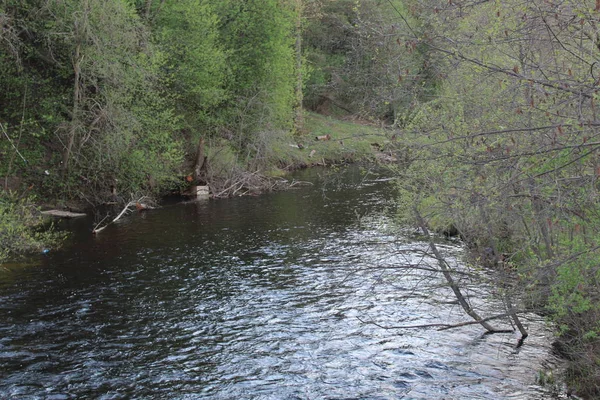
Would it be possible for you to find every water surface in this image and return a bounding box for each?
[0,167,561,399]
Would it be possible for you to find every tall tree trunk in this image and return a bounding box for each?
[144,0,166,21]
[528,180,555,259]
[145,0,153,19]
[62,40,82,176]
[293,0,304,134]
[193,136,206,183]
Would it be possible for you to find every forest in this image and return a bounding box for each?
[1,0,599,396]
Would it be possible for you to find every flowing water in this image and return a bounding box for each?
[0,167,563,399]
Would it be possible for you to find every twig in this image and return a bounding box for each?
[414,207,498,333]
[92,197,154,234]
[231,181,246,197]
[289,180,314,187]
[93,201,135,234]
[336,264,477,287]
[92,214,109,232]
[1,123,27,164]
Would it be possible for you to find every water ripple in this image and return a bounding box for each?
[0,168,562,399]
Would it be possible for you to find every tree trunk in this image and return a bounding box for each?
[528,181,555,259]
[293,0,304,133]
[415,208,499,333]
[504,292,528,345]
[62,40,82,175]
[193,136,206,183]
[145,0,153,19]
[144,0,166,21]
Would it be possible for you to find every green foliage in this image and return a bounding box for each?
[296,112,383,162]
[0,192,65,264]
[0,0,190,201]
[215,0,296,138]
[391,0,600,394]
[0,0,308,207]
[154,0,226,131]
[549,244,600,336]
[303,0,434,123]
[0,0,396,257]
[222,112,385,174]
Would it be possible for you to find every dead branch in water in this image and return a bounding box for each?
[413,207,529,342]
[210,170,308,199]
[92,196,155,234]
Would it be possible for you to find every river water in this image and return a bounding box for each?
[0,167,563,399]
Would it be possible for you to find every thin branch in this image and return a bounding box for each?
[92,197,153,234]
[1,123,28,164]
[356,311,520,332]
[415,208,500,332]
[418,123,597,148]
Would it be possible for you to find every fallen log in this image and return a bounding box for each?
[41,210,87,218]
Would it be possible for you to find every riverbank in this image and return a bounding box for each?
[392,144,600,398]
[198,113,393,198]
[0,113,393,264]
[0,192,66,264]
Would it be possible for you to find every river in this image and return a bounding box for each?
[0,167,563,399]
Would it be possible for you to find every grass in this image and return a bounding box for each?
[266,112,391,172]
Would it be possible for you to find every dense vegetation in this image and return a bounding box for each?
[0,0,298,201]
[1,0,600,396]
[1,0,412,254]
[392,0,600,396]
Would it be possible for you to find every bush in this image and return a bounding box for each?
[0,192,64,263]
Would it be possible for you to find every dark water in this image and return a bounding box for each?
[0,167,562,399]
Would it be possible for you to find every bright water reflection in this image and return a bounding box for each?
[0,167,561,399]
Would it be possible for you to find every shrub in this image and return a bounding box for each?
[0,192,64,263]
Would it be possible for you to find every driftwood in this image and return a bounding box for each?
[209,170,310,199]
[213,171,261,198]
[315,134,331,141]
[414,207,528,341]
[92,197,154,234]
[41,210,87,218]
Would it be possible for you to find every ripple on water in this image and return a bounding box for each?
[0,169,563,399]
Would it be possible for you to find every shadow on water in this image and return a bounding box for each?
[0,166,563,399]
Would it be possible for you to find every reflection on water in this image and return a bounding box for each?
[0,167,561,399]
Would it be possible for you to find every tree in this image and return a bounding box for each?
[293,0,305,133]
[389,0,600,395]
[213,0,296,164]
[303,0,432,124]
[14,0,184,199]
[153,0,226,131]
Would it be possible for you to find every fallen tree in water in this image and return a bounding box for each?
[350,207,531,348]
[209,171,312,199]
[414,208,529,344]
[92,197,155,234]
[41,210,87,218]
